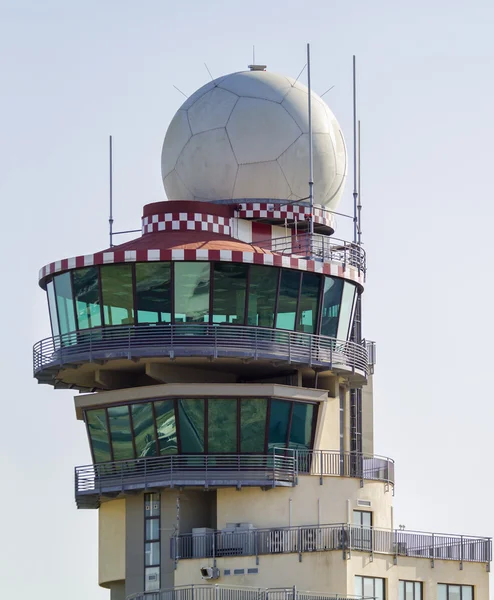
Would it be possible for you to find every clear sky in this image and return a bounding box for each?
[0,1,492,598]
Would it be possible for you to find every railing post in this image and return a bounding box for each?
[460,535,464,570]
[431,533,435,568]
[255,529,259,565]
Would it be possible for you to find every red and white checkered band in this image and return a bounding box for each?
[142,212,230,236]
[237,202,334,229]
[39,250,365,288]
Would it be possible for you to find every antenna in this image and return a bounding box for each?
[173,85,188,99]
[352,55,358,245]
[109,135,113,248]
[306,43,314,256]
[357,119,362,246]
[204,63,214,82]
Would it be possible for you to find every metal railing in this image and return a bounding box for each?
[127,584,370,600]
[171,524,492,565]
[33,324,369,379]
[255,234,366,274]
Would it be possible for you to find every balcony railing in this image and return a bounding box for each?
[171,524,492,565]
[33,324,369,382]
[75,450,394,509]
[127,584,370,600]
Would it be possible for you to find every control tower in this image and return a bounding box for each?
[34,67,491,600]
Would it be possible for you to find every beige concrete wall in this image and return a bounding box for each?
[361,376,374,456]
[99,499,126,587]
[313,394,339,452]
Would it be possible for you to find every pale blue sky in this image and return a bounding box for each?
[0,1,493,598]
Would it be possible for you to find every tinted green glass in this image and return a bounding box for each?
[337,281,356,340]
[73,267,102,329]
[297,272,321,333]
[208,399,237,452]
[240,398,267,452]
[107,405,134,460]
[289,403,315,450]
[154,400,177,455]
[135,262,172,323]
[247,265,278,327]
[174,262,210,323]
[54,272,77,336]
[131,403,158,458]
[86,409,111,463]
[101,265,134,326]
[178,399,205,452]
[47,281,60,338]
[321,277,343,337]
[268,400,291,450]
[212,263,248,324]
[275,269,301,330]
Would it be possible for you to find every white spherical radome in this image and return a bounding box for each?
[161,70,347,209]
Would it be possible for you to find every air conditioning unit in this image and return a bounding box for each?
[201,567,220,580]
[268,529,286,553]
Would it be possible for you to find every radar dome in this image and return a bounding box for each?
[161,69,347,209]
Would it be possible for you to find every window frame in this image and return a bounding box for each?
[399,580,423,600]
[438,584,474,600]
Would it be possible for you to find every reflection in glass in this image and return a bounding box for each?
[132,403,158,457]
[212,263,248,324]
[178,399,205,452]
[289,403,314,450]
[135,262,172,323]
[54,272,77,337]
[107,405,134,461]
[73,267,102,329]
[321,277,343,337]
[101,265,134,326]
[208,399,237,452]
[337,282,357,340]
[248,266,278,327]
[174,262,210,323]
[154,400,177,455]
[276,269,301,330]
[268,400,291,450]
[297,272,321,333]
[241,398,267,452]
[47,280,60,338]
[87,409,111,463]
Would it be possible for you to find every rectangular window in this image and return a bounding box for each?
[355,576,385,600]
[54,272,77,338]
[399,581,422,600]
[438,584,473,600]
[46,280,60,338]
[154,400,178,455]
[178,398,205,453]
[107,405,134,461]
[288,403,315,450]
[101,265,135,326]
[353,510,372,551]
[135,262,172,324]
[144,493,160,592]
[247,265,278,327]
[131,403,158,458]
[337,281,357,340]
[73,267,102,329]
[212,263,248,324]
[275,269,301,330]
[174,262,210,323]
[297,271,321,333]
[208,399,237,453]
[320,277,343,337]
[240,398,267,453]
[86,409,111,463]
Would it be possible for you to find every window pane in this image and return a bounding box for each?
[247,265,278,327]
[135,262,172,324]
[361,511,372,527]
[289,403,314,450]
[107,405,134,461]
[462,586,473,600]
[374,579,384,600]
[101,265,134,326]
[54,273,76,336]
[276,269,301,330]
[415,582,422,600]
[208,399,237,453]
[355,576,363,597]
[399,581,405,600]
[449,586,461,600]
[321,277,343,337]
[363,577,374,598]
[146,518,159,541]
[73,267,102,329]
[174,262,210,323]
[86,409,111,463]
[241,398,267,452]
[297,272,321,333]
[132,403,158,458]
[268,400,291,450]
[145,542,160,566]
[337,282,357,340]
[47,281,60,338]
[145,493,161,516]
[154,400,178,455]
[437,584,447,600]
[178,399,205,452]
[406,581,413,599]
[212,263,248,324]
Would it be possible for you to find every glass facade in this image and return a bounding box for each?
[85,397,318,463]
[46,261,358,340]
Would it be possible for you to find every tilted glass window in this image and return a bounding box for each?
[268,399,291,450]
[289,403,315,450]
[178,399,205,452]
[46,280,60,338]
[208,399,237,453]
[212,263,248,324]
[320,277,343,337]
[54,272,77,337]
[101,264,134,326]
[135,262,172,324]
[73,267,102,329]
[247,265,278,327]
[86,409,111,463]
[337,281,357,340]
[174,262,210,323]
[107,405,134,460]
[297,272,321,333]
[154,400,177,455]
[132,403,158,458]
[275,269,301,331]
[240,398,267,452]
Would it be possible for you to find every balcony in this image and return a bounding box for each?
[75,450,394,509]
[171,524,492,566]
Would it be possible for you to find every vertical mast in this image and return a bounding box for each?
[307,43,314,256]
[352,55,358,244]
[109,135,114,248]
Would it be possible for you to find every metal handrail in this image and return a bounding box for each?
[171,523,492,565]
[33,324,369,378]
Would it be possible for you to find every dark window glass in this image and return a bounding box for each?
[212,263,248,324]
[86,409,111,463]
[247,265,278,327]
[154,400,178,455]
[131,403,158,458]
[178,399,205,452]
[268,400,291,450]
[240,398,267,452]
[73,267,102,329]
[337,282,357,340]
[297,272,321,333]
[135,262,172,324]
[101,265,134,326]
[54,273,77,337]
[208,399,237,453]
[275,269,301,330]
[321,277,343,337]
[47,281,60,338]
[289,403,315,450]
[174,262,210,323]
[107,405,134,460]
